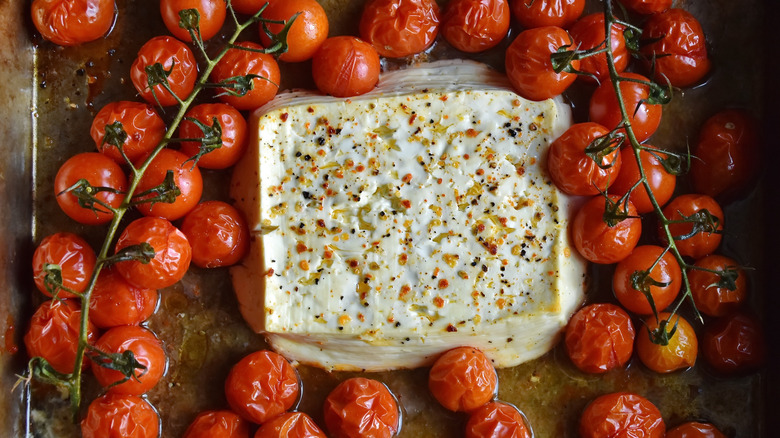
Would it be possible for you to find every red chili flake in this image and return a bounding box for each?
[348,259,359,268]
[466,128,478,137]
[476,169,484,176]
[296,242,308,253]
[438,279,449,289]
[324,250,333,259]
[402,173,413,183]
[437,178,443,184]
[476,223,486,233]
[499,217,508,226]
[400,200,412,209]
[440,96,448,101]
[434,296,445,307]
[299,260,310,270]
[516,166,525,176]
[280,113,289,122]
[398,254,408,266]
[399,285,411,300]
[317,149,325,156]
[446,324,457,332]
[409,114,416,125]
[355,165,366,172]
[265,268,275,277]
[307,107,315,113]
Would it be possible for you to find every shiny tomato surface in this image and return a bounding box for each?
[665,421,727,438]
[54,152,128,225]
[81,393,160,438]
[254,411,327,438]
[505,26,579,101]
[24,299,98,374]
[88,267,158,328]
[134,148,203,220]
[701,312,766,375]
[465,401,532,438]
[359,0,440,58]
[210,41,280,110]
[509,0,584,29]
[441,0,510,53]
[589,72,663,143]
[636,313,698,373]
[31,0,116,46]
[180,200,249,268]
[609,147,677,214]
[323,377,400,438]
[613,245,682,315]
[312,36,381,97]
[618,0,671,15]
[571,195,642,264]
[661,194,724,259]
[688,254,748,317]
[565,303,635,373]
[579,392,665,438]
[547,122,621,196]
[32,232,96,298]
[225,350,300,424]
[569,13,628,81]
[259,0,330,62]
[641,8,710,87]
[182,410,250,438]
[178,103,248,169]
[429,346,498,412]
[130,35,198,107]
[91,325,167,395]
[90,101,166,164]
[160,0,226,42]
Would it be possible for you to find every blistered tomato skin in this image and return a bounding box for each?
[32,232,96,298]
[610,147,677,214]
[565,303,635,374]
[589,72,663,143]
[259,0,330,62]
[160,0,226,43]
[429,347,497,412]
[255,411,327,438]
[312,36,381,98]
[130,36,198,107]
[90,101,166,164]
[179,103,248,169]
[135,148,204,221]
[613,245,682,315]
[661,194,724,259]
[465,401,532,438]
[81,393,160,438]
[114,216,192,290]
[569,13,628,81]
[225,350,300,424]
[636,313,698,373]
[323,377,400,438]
[24,299,98,374]
[571,195,642,265]
[180,200,249,268]
[665,422,727,438]
[211,41,281,111]
[441,0,510,53]
[701,312,766,376]
[618,0,671,15]
[31,0,116,46]
[547,122,621,196]
[183,410,250,438]
[359,0,440,58]
[92,325,167,395]
[641,9,710,88]
[689,255,748,317]
[509,0,584,29]
[54,152,128,225]
[89,267,158,329]
[579,392,665,438]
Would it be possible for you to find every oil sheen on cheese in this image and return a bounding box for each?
[231,61,586,371]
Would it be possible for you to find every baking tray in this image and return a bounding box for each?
[1,0,779,436]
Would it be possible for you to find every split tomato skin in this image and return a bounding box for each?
[211,41,281,111]
[180,200,249,268]
[609,147,677,214]
[359,0,441,58]
[32,232,96,298]
[579,392,665,438]
[31,0,116,46]
[24,299,98,374]
[569,13,629,81]
[641,8,710,88]
[612,245,682,315]
[323,377,400,438]
[81,393,160,438]
[429,346,498,412]
[701,312,766,376]
[312,36,381,98]
[465,401,532,438]
[54,152,128,225]
[509,0,584,29]
[135,148,204,221]
[636,313,698,373]
[688,254,748,317]
[441,0,510,53]
[255,411,327,438]
[589,72,663,143]
[91,325,167,395]
[130,35,198,107]
[565,303,635,374]
[547,122,621,196]
[571,195,642,265]
[179,103,248,170]
[90,101,166,165]
[182,410,250,438]
[160,0,226,43]
[89,267,158,329]
[661,194,724,259]
[259,0,330,62]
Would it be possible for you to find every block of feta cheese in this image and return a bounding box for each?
[230,60,587,371]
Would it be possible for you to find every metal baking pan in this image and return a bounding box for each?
[1,0,778,436]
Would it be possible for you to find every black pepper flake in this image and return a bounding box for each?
[395,322,401,327]
[338,326,344,330]
[507,338,513,343]
[304,154,311,161]
[507,129,517,137]
[317,137,325,145]
[295,151,302,157]
[302,191,311,199]
[481,265,488,272]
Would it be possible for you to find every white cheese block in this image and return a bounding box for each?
[230,60,586,371]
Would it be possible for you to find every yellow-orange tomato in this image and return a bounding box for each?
[636,313,697,373]
[429,347,497,412]
[259,0,329,62]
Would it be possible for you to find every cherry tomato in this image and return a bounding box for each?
[160,0,226,42]
[665,422,727,438]
[312,36,381,98]
[54,152,128,225]
[688,254,748,317]
[579,392,665,438]
[613,245,681,315]
[569,13,628,81]
[429,346,497,412]
[617,0,671,15]
[509,0,584,29]
[701,312,766,375]
[441,0,510,53]
[180,200,249,268]
[564,303,635,374]
[135,148,203,221]
[255,411,327,438]
[609,147,677,214]
[211,41,280,111]
[230,0,264,14]
[641,9,710,88]
[323,377,400,438]
[81,393,160,438]
[32,232,96,298]
[31,0,116,46]
[114,216,192,290]
[130,35,198,107]
[24,299,98,374]
[225,350,300,424]
[636,313,697,373]
[91,101,166,164]
[89,267,158,329]
[690,109,759,200]
[505,26,580,101]
[571,195,642,264]
[179,103,248,169]
[359,0,440,58]
[589,72,663,143]
[259,0,330,62]
[183,410,250,438]
[465,401,532,438]
[661,194,724,259]
[547,122,621,196]
[91,325,167,395]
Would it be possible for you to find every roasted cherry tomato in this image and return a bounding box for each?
[259,0,330,62]
[89,267,158,329]
[589,72,663,143]
[617,0,671,15]
[179,103,248,169]
[571,195,642,264]
[359,0,440,58]
[636,313,697,373]
[183,410,250,438]
[610,147,677,214]
[31,0,116,46]
[114,216,192,290]
[160,0,226,42]
[565,303,635,374]
[134,148,203,221]
[465,401,532,438]
[441,0,510,53]
[255,411,327,438]
[54,152,128,225]
[701,312,766,375]
[509,0,584,29]
[613,245,681,315]
[641,8,710,88]
[131,36,198,107]
[91,325,167,395]
[24,299,98,374]
[211,41,280,111]
[90,101,166,165]
[661,194,724,259]
[32,232,96,298]
[225,350,300,424]
[505,26,580,101]
[579,392,665,438]
[429,346,497,412]
[323,377,400,438]
[689,254,748,317]
[690,109,759,200]
[312,36,381,98]
[81,393,160,438]
[569,13,628,81]
[665,421,727,438]
[547,122,621,196]
[180,200,249,268]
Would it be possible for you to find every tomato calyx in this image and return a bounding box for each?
[585,130,624,168]
[601,192,639,227]
[644,315,678,347]
[178,8,207,44]
[103,242,156,266]
[630,260,672,317]
[667,209,723,242]
[131,170,182,207]
[178,116,224,165]
[40,264,83,299]
[144,61,183,108]
[691,263,744,291]
[87,346,149,388]
[260,12,302,56]
[101,121,129,160]
[57,178,125,217]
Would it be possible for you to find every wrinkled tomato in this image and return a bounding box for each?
[210,41,280,111]
[323,377,400,438]
[134,148,203,221]
[259,0,330,62]
[89,267,158,329]
[565,303,635,374]
[618,0,671,15]
[701,312,766,375]
[636,313,698,373]
[429,346,497,412]
[81,393,160,438]
[569,13,628,81]
[359,0,440,58]
[91,325,167,395]
[32,232,96,298]
[441,0,510,53]
[90,101,166,165]
[31,0,116,46]
[579,392,665,438]
[660,194,724,259]
[182,410,249,438]
[178,103,248,169]
[130,35,198,107]
[613,245,682,315]
[589,72,663,143]
[225,350,300,424]
[571,195,642,264]
[54,152,128,225]
[609,147,677,214]
[160,0,226,42]
[688,254,748,317]
[180,200,249,268]
[641,8,710,88]
[509,0,584,29]
[465,401,532,438]
[547,122,621,196]
[312,36,381,98]
[255,411,327,438]
[665,421,727,438]
[24,299,98,374]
